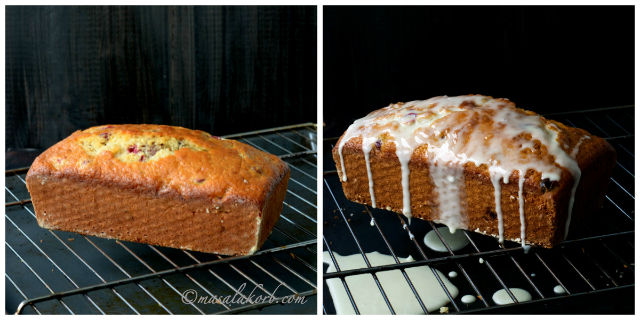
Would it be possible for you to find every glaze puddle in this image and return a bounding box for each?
[423,227,470,252]
[461,294,477,304]
[553,285,566,295]
[323,251,458,314]
[491,288,532,305]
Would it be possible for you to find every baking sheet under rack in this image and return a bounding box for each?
[323,106,634,314]
[5,123,318,314]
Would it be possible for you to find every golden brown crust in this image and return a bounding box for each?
[26,124,290,255]
[332,108,616,248]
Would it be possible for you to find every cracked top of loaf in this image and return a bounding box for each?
[335,95,612,183]
[27,124,290,206]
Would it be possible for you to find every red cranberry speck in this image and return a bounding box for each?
[128,145,138,153]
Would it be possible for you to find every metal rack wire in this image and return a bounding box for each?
[323,107,634,314]
[5,123,317,314]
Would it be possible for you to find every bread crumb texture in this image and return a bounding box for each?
[31,124,289,204]
[79,130,205,163]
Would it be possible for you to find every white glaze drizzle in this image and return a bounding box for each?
[338,95,584,242]
[338,147,347,181]
[561,135,589,238]
[429,160,466,231]
[363,145,377,208]
[517,172,526,247]
[571,135,591,158]
[490,172,505,243]
[399,153,412,218]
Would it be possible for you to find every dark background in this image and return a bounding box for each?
[324,6,635,137]
[6,6,316,151]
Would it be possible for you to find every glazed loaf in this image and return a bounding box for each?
[333,95,616,248]
[26,124,290,255]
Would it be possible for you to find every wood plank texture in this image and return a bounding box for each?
[6,6,317,150]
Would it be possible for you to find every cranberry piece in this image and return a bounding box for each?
[196,178,205,183]
[139,155,145,161]
[100,132,110,139]
[128,145,138,153]
[407,112,417,117]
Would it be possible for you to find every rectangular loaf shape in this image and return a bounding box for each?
[26,124,290,255]
[332,95,616,248]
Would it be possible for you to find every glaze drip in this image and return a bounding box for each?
[490,172,506,243]
[363,144,377,208]
[429,160,466,231]
[517,172,526,247]
[337,95,585,244]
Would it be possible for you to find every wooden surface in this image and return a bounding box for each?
[6,6,317,150]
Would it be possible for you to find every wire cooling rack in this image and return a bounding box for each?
[5,123,317,315]
[323,106,634,314]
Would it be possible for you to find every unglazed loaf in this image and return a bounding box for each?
[26,124,290,255]
[333,95,616,248]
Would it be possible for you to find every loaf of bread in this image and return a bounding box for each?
[333,95,616,248]
[26,124,290,255]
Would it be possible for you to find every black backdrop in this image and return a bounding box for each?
[6,6,317,150]
[324,6,635,137]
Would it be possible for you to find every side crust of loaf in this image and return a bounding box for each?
[26,170,289,255]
